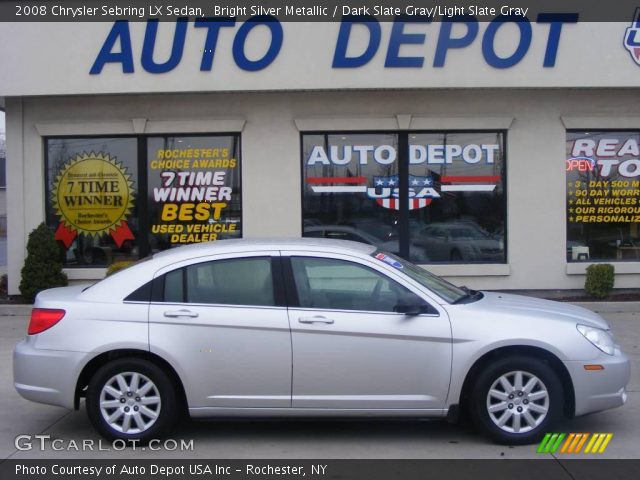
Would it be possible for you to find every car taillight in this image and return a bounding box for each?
[28,308,66,335]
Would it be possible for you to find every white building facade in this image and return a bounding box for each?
[1,18,639,294]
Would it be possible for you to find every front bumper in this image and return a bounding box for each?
[564,349,631,417]
[13,338,88,410]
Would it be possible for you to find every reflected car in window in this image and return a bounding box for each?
[304,224,430,263]
[14,239,629,445]
[413,221,504,262]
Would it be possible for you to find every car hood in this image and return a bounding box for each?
[470,291,609,329]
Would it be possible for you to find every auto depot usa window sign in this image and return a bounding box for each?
[306,142,500,209]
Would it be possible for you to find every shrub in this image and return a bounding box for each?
[584,264,615,299]
[106,261,134,277]
[19,223,68,303]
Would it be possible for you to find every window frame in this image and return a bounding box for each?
[150,253,286,308]
[565,128,640,264]
[43,132,243,267]
[282,254,439,315]
[299,130,508,265]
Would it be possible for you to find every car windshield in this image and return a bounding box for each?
[371,250,469,304]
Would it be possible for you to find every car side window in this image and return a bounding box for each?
[164,269,184,303]
[183,257,275,307]
[290,257,427,313]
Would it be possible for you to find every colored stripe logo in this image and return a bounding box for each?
[537,433,613,454]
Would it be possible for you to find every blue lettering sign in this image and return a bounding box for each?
[333,16,381,68]
[481,16,532,68]
[232,15,283,71]
[385,15,430,68]
[141,18,188,74]
[433,17,479,67]
[90,20,134,74]
[194,17,235,71]
[536,13,579,67]
[90,13,578,75]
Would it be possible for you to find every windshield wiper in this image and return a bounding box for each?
[453,286,484,304]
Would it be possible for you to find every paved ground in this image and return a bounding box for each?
[0,311,638,460]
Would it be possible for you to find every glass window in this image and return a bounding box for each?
[370,250,467,304]
[45,134,243,268]
[164,269,184,303]
[147,135,241,253]
[302,133,401,256]
[301,132,506,264]
[566,131,640,262]
[407,132,505,263]
[185,257,274,306]
[0,157,6,188]
[46,137,139,267]
[291,257,424,312]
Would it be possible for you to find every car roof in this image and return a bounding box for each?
[80,238,378,302]
[152,237,377,262]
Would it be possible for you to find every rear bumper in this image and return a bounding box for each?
[13,338,87,409]
[564,349,631,417]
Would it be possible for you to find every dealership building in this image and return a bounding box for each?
[0,17,639,295]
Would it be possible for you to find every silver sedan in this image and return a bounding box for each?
[13,239,630,444]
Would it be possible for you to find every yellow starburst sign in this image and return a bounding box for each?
[52,152,135,248]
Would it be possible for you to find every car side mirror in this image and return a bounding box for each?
[394,301,434,316]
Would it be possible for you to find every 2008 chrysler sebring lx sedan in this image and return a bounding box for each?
[14,239,630,444]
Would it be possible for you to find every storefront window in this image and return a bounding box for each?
[302,132,506,264]
[302,133,402,256]
[46,138,139,267]
[408,133,505,263]
[45,134,242,267]
[147,135,241,253]
[566,131,640,262]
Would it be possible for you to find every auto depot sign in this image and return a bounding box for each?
[89,14,578,74]
[0,14,639,96]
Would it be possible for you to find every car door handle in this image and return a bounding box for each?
[298,316,334,324]
[164,309,199,318]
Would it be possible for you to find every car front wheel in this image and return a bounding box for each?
[469,356,564,445]
[86,358,177,442]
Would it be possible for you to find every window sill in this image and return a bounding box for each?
[567,262,640,275]
[420,264,510,277]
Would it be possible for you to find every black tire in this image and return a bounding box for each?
[86,358,178,443]
[469,355,564,445]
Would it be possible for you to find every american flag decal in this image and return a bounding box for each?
[375,198,432,210]
[373,175,434,210]
[307,173,499,211]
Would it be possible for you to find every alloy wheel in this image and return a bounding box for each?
[99,372,162,434]
[486,370,549,434]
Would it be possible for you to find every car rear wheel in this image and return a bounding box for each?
[469,356,564,445]
[86,358,177,442]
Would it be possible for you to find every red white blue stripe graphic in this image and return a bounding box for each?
[375,198,432,210]
[307,176,367,193]
[440,176,499,192]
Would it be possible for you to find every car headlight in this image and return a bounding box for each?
[577,324,616,356]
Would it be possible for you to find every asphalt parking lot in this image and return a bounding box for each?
[1,308,638,460]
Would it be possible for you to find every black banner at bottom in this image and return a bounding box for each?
[1,460,639,480]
